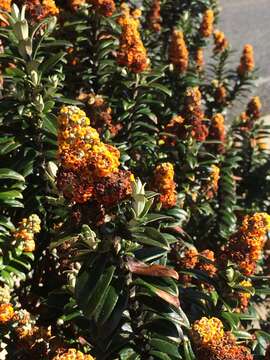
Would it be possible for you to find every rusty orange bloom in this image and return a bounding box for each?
[152,163,177,209]
[52,348,94,359]
[208,113,226,154]
[118,4,149,73]
[169,30,189,73]
[42,0,59,16]
[69,0,86,10]
[213,30,229,53]
[183,87,208,142]
[214,84,227,105]
[222,213,270,275]
[148,0,161,32]
[236,280,252,312]
[0,303,14,324]
[195,48,204,71]
[197,249,217,277]
[89,0,115,17]
[237,44,255,76]
[200,9,214,37]
[246,96,262,119]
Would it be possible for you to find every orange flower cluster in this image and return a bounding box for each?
[0,303,14,324]
[246,96,262,119]
[204,165,220,200]
[118,4,149,73]
[222,213,270,276]
[236,280,252,312]
[195,48,204,71]
[13,214,41,253]
[42,0,59,16]
[214,84,227,105]
[208,113,226,154]
[183,87,209,142]
[169,30,189,73]
[163,115,185,145]
[200,9,214,37]
[89,0,115,17]
[69,0,86,11]
[197,249,217,277]
[77,93,121,136]
[22,0,59,22]
[0,0,11,11]
[57,105,133,206]
[152,162,177,209]
[238,44,255,77]
[148,0,161,32]
[192,319,253,360]
[213,30,229,53]
[52,348,94,360]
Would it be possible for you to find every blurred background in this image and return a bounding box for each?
[219,0,270,116]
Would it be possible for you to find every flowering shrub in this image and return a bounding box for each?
[0,1,270,359]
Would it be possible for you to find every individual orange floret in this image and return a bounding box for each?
[222,213,270,276]
[148,0,161,32]
[195,48,204,72]
[208,113,226,154]
[237,44,255,77]
[118,4,149,73]
[89,0,115,17]
[152,162,177,209]
[0,303,14,324]
[169,30,189,73]
[192,317,224,347]
[200,9,214,37]
[213,30,229,53]
[52,348,94,359]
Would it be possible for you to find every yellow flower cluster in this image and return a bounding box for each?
[222,213,270,275]
[237,44,255,77]
[58,105,119,175]
[118,4,149,73]
[200,9,214,37]
[13,214,41,253]
[148,0,161,32]
[213,30,229,53]
[89,0,115,17]
[0,303,14,324]
[169,30,189,73]
[152,162,177,209]
[52,348,94,360]
[192,317,224,346]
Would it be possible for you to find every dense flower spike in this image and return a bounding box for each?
[118,4,149,73]
[214,83,227,105]
[183,87,208,142]
[237,44,255,76]
[89,0,115,17]
[57,105,132,206]
[246,96,262,119]
[222,213,270,275]
[148,0,161,32]
[195,48,204,71]
[0,303,14,324]
[13,214,41,253]
[192,317,224,346]
[163,115,185,145]
[213,30,229,53]
[200,9,214,37]
[152,163,177,209]
[169,30,189,73]
[197,249,217,277]
[208,113,226,154]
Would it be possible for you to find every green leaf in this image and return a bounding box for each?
[0,169,24,182]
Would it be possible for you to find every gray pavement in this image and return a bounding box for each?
[219,0,270,116]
